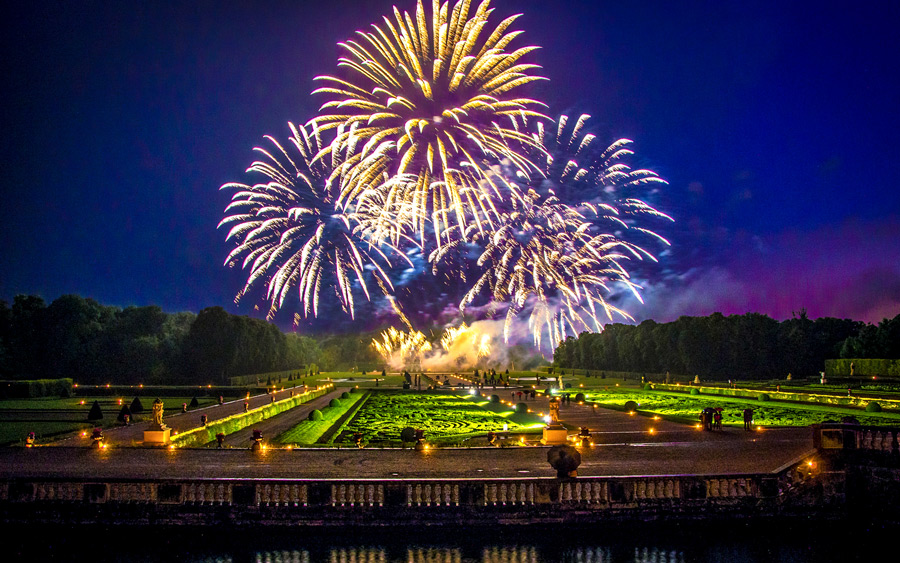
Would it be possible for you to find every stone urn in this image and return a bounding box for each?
[547,445,581,478]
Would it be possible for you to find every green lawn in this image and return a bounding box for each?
[274,392,368,445]
[0,395,218,446]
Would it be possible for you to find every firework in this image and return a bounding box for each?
[452,115,673,350]
[372,326,433,366]
[440,322,492,357]
[219,122,409,321]
[311,0,549,243]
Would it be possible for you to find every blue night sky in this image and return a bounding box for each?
[2,0,899,333]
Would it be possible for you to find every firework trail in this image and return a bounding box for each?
[219,122,410,321]
[447,115,673,350]
[311,0,549,245]
[222,4,674,353]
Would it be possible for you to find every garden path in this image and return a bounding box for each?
[47,383,333,447]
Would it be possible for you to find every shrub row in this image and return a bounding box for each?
[825,359,900,377]
[652,383,900,411]
[0,378,73,399]
[170,386,331,447]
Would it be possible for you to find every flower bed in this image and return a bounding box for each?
[334,392,544,444]
[583,390,900,427]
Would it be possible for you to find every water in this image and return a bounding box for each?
[10,521,894,562]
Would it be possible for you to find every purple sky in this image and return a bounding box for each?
[2,0,898,331]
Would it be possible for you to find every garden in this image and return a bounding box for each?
[326,391,546,446]
[580,388,900,427]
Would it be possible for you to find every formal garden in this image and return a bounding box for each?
[4,368,900,447]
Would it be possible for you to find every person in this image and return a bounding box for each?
[487,431,496,445]
[713,409,722,430]
[218,395,224,406]
[743,408,753,431]
[216,433,225,449]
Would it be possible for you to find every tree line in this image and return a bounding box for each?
[552,311,900,379]
[0,295,320,385]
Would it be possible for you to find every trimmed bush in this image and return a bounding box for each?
[574,393,586,402]
[117,405,132,423]
[489,394,500,403]
[689,388,700,396]
[643,383,653,391]
[329,398,341,408]
[758,393,770,402]
[189,396,199,408]
[400,426,417,443]
[130,397,144,413]
[624,400,638,412]
[341,392,351,399]
[515,402,528,413]
[308,409,323,421]
[865,402,882,413]
[87,400,103,421]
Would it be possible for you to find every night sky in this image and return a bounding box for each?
[3,0,899,334]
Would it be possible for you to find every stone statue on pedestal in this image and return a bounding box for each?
[549,396,561,423]
[151,398,166,429]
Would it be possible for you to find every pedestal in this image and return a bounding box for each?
[143,427,171,446]
[540,423,568,445]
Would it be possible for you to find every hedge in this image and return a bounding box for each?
[170,386,331,448]
[825,359,900,377]
[0,378,74,399]
[652,383,900,412]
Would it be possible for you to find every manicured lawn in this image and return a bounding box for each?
[0,395,218,446]
[583,389,900,427]
[274,392,368,445]
[335,391,545,445]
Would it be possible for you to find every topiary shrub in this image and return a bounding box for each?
[400,426,417,443]
[515,402,528,413]
[758,393,770,402]
[329,398,341,408]
[87,400,103,421]
[189,396,199,408]
[865,401,882,412]
[130,397,144,414]
[489,394,500,403]
[116,405,132,423]
[643,383,653,391]
[341,392,350,399]
[623,400,638,412]
[689,388,700,396]
[574,393,586,402]
[308,409,323,421]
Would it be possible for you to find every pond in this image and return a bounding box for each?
[11,521,895,562]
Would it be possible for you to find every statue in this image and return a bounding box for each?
[548,396,561,423]
[151,398,165,429]
[557,375,563,390]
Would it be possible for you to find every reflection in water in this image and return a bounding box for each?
[483,546,538,563]
[255,551,310,563]
[238,546,685,563]
[13,523,891,563]
[329,548,385,563]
